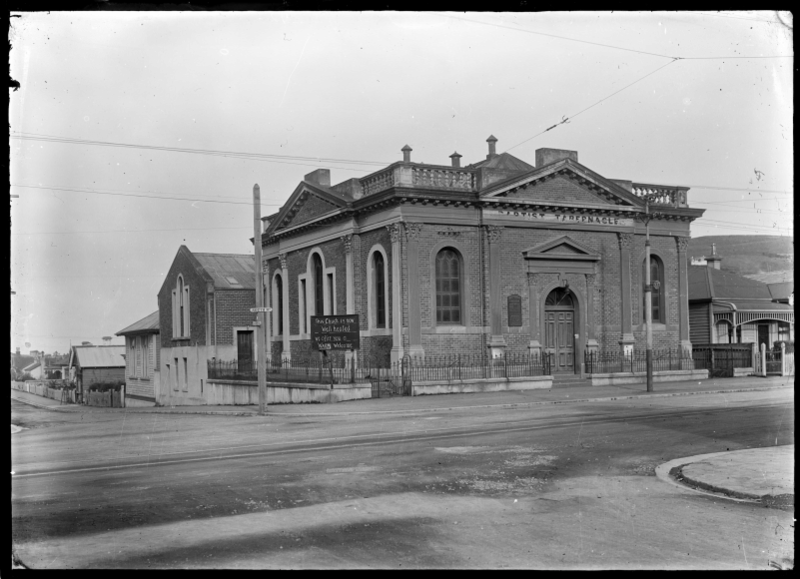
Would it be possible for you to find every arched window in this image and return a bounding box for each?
[642,256,665,324]
[312,253,324,316]
[436,248,462,324]
[545,287,574,307]
[374,251,386,328]
[273,273,284,335]
[172,275,190,338]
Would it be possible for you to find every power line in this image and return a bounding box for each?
[10,132,386,171]
[10,183,285,207]
[446,13,792,60]
[694,11,784,25]
[12,225,251,236]
[507,60,677,152]
[446,14,677,60]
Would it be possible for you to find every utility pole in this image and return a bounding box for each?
[641,198,661,393]
[253,184,267,415]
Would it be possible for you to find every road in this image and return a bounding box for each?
[11,388,794,569]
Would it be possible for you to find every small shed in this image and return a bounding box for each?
[68,345,126,395]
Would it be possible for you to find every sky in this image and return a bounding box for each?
[9,10,794,355]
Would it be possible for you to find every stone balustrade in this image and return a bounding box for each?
[360,164,477,197]
[631,183,689,207]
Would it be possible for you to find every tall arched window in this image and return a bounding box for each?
[273,273,284,335]
[436,248,462,324]
[374,252,386,328]
[172,275,190,338]
[642,256,665,324]
[312,253,324,316]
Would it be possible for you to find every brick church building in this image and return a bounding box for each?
[261,136,705,374]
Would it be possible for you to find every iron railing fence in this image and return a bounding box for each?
[585,349,695,375]
[399,353,551,383]
[208,352,552,386]
[691,344,754,377]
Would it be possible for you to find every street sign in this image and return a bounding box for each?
[310,315,360,351]
[250,307,272,313]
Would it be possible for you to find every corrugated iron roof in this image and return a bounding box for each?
[116,310,160,336]
[72,345,126,368]
[713,300,793,312]
[193,253,256,289]
[767,281,794,301]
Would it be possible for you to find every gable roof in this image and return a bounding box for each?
[689,266,792,310]
[467,152,535,172]
[116,311,160,336]
[265,180,349,237]
[70,345,126,368]
[522,235,601,261]
[193,253,256,289]
[22,361,41,372]
[479,157,644,208]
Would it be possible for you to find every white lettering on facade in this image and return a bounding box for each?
[485,209,630,227]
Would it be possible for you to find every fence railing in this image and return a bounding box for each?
[585,349,695,374]
[692,343,755,377]
[208,352,551,386]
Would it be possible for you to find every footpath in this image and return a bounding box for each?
[11,375,794,505]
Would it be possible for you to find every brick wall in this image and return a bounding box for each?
[158,249,209,348]
[287,194,338,228]
[215,289,257,346]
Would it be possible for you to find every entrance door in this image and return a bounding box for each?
[757,324,770,350]
[544,287,575,373]
[237,330,254,373]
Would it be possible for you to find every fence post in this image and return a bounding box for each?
[458,354,461,381]
[780,342,786,376]
[760,343,767,377]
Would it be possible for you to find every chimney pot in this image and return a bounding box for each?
[486,135,498,159]
[401,145,412,163]
[449,151,462,168]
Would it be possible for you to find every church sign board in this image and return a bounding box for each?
[485,208,635,227]
[310,315,360,351]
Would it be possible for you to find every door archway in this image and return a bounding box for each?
[545,287,575,373]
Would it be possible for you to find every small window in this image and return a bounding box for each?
[274,273,284,335]
[327,273,334,315]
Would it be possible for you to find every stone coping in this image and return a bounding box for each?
[207,379,370,390]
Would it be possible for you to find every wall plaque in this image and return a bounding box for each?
[507,294,523,327]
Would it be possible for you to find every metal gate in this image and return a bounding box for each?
[692,344,753,378]
[765,348,782,375]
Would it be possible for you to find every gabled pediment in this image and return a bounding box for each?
[481,158,644,209]
[266,181,348,236]
[523,236,600,261]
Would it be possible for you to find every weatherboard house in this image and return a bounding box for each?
[116,310,161,407]
[688,248,794,348]
[157,247,257,405]
[260,136,705,373]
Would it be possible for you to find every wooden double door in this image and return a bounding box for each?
[544,287,576,373]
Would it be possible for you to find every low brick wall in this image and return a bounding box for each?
[204,380,371,405]
[588,369,709,387]
[412,375,552,396]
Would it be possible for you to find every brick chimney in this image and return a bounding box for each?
[486,135,498,159]
[706,243,723,270]
[449,151,462,168]
[304,169,331,187]
[535,148,578,167]
[402,145,412,162]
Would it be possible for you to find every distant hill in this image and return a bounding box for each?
[688,235,793,282]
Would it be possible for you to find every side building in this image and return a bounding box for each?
[116,310,161,407]
[157,246,256,405]
[688,246,794,348]
[260,136,705,374]
[68,345,126,399]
